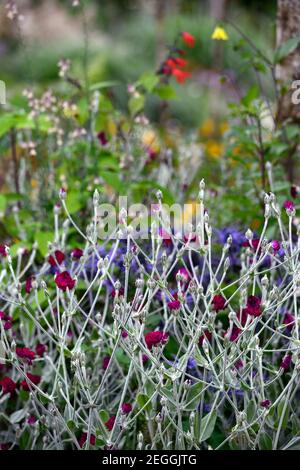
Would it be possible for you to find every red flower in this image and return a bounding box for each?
[260,399,271,408]
[145,331,168,350]
[0,245,7,257]
[111,287,124,298]
[121,330,128,338]
[283,312,295,332]
[25,276,33,294]
[71,248,83,259]
[158,228,173,247]
[0,377,17,395]
[21,373,41,391]
[181,32,195,47]
[271,240,280,252]
[102,356,111,370]
[212,295,226,312]
[245,295,261,317]
[234,359,244,370]
[226,325,242,342]
[97,131,108,146]
[198,330,212,346]
[55,271,76,291]
[79,432,96,448]
[291,185,298,198]
[16,347,35,365]
[36,343,46,357]
[121,403,132,414]
[176,267,190,285]
[171,68,191,84]
[0,311,13,330]
[27,415,36,425]
[105,416,116,431]
[48,250,65,267]
[281,354,292,370]
[283,200,295,211]
[167,299,181,311]
[243,238,260,250]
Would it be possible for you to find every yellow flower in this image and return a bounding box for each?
[206,140,224,159]
[211,26,229,41]
[219,121,229,135]
[141,130,160,153]
[199,118,215,137]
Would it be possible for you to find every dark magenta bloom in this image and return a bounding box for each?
[283,200,295,211]
[260,399,271,408]
[105,416,116,431]
[271,240,280,252]
[48,250,65,267]
[97,131,108,146]
[0,245,7,257]
[0,377,17,395]
[167,299,181,311]
[102,356,111,370]
[283,312,295,332]
[281,354,292,370]
[198,330,212,346]
[36,343,46,357]
[145,331,168,350]
[71,248,83,259]
[212,294,226,312]
[16,347,35,365]
[121,403,132,414]
[55,271,76,291]
[21,373,41,391]
[291,185,298,198]
[25,276,33,294]
[27,415,36,425]
[121,330,128,338]
[79,432,96,448]
[246,295,261,317]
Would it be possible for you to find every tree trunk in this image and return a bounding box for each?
[276,0,300,124]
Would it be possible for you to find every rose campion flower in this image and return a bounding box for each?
[283,200,295,211]
[79,433,96,448]
[36,343,46,357]
[0,377,17,395]
[281,354,292,370]
[25,276,33,294]
[212,295,226,312]
[245,295,261,317]
[271,240,280,252]
[283,312,295,332]
[167,299,181,311]
[55,271,76,291]
[198,330,212,346]
[105,416,116,431]
[21,373,41,391]
[260,399,271,408]
[97,131,108,146]
[145,331,168,350]
[102,356,111,370]
[121,403,132,414]
[48,250,65,267]
[16,347,35,365]
[71,248,83,259]
[0,245,8,257]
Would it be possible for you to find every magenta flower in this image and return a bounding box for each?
[280,354,292,370]
[145,331,168,350]
[283,312,295,332]
[105,416,116,431]
[79,432,96,448]
[283,200,295,211]
[260,399,271,408]
[55,271,76,291]
[102,356,111,370]
[121,403,132,414]
[212,294,226,312]
[271,240,280,252]
[36,343,46,357]
[245,295,261,317]
[167,299,181,311]
[16,347,35,365]
[71,248,83,259]
[48,250,65,267]
[0,377,17,395]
